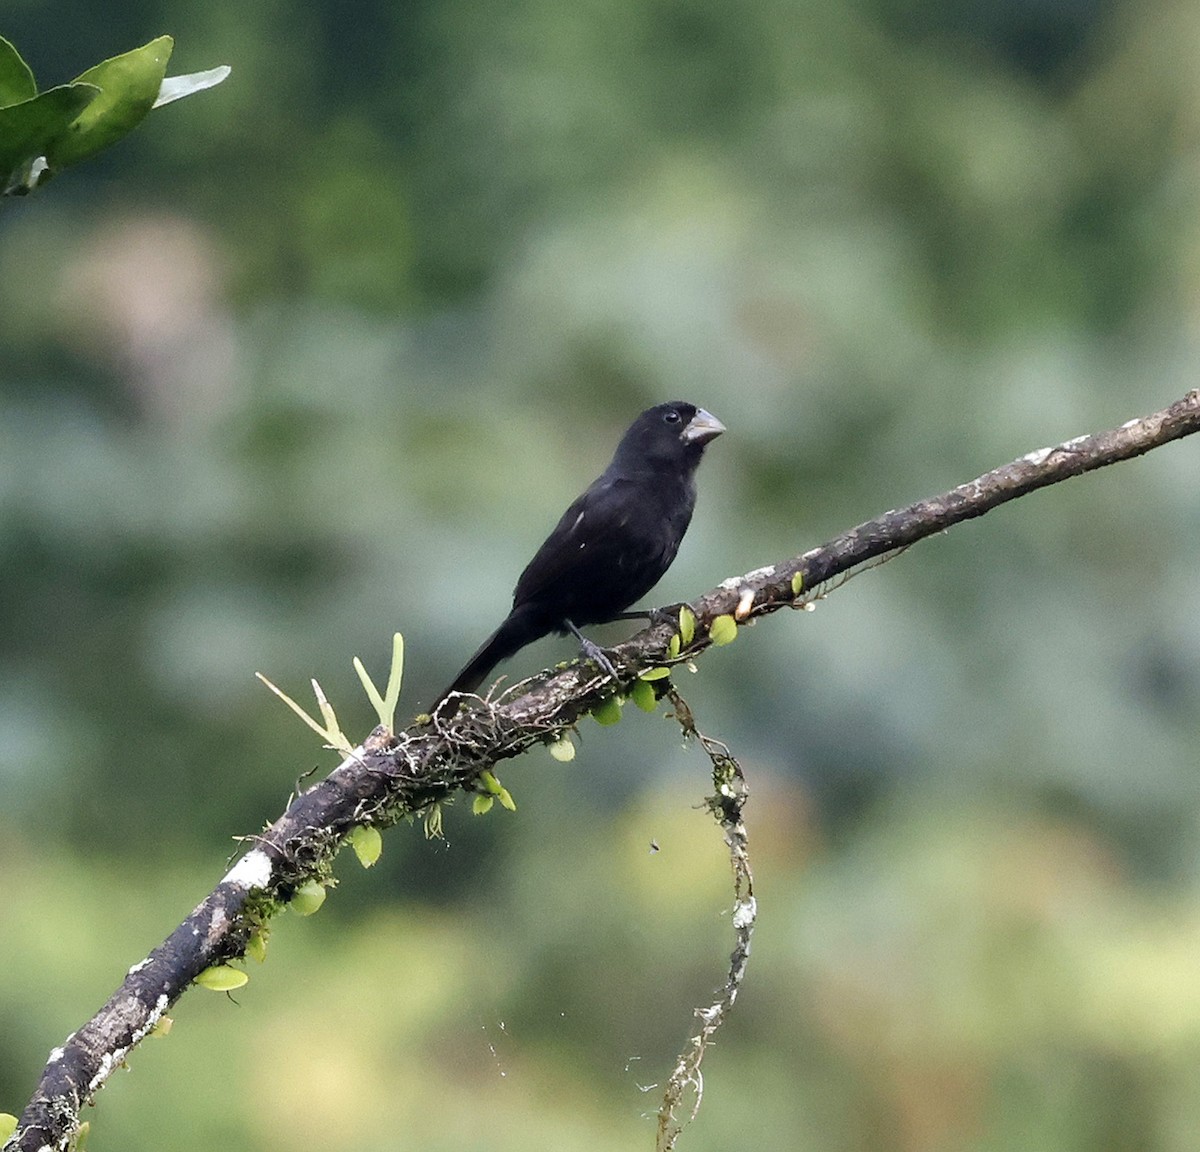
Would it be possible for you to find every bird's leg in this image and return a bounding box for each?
[611,602,691,629]
[564,619,619,682]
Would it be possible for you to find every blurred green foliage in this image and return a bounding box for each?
[5,0,1200,1148]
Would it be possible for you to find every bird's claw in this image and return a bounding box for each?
[612,602,690,628]
[578,637,619,682]
[647,602,690,628]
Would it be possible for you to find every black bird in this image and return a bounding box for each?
[434,401,725,709]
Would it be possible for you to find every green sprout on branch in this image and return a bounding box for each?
[256,633,406,756]
[353,632,405,732]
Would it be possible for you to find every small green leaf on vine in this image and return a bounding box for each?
[592,694,623,726]
[709,615,738,646]
[290,880,326,916]
[195,965,249,991]
[678,605,696,646]
[638,666,671,681]
[630,679,659,712]
[246,929,268,963]
[349,825,383,868]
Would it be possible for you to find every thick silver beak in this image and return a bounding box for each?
[682,407,726,445]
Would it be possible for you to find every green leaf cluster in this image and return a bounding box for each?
[0,35,228,197]
[473,769,517,815]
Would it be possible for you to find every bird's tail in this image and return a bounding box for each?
[431,605,544,712]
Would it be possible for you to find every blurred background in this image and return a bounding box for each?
[4,0,1200,1148]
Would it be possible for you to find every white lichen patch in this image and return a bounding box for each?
[732,897,757,930]
[129,995,172,1047]
[88,1047,130,1093]
[207,908,229,942]
[722,566,776,592]
[1022,446,1053,466]
[48,1046,64,1063]
[741,565,776,583]
[222,849,272,891]
[127,959,150,976]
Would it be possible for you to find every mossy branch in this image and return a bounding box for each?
[7,388,1200,1152]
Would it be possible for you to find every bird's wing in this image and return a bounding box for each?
[512,475,674,610]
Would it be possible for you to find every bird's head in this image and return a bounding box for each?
[613,401,726,473]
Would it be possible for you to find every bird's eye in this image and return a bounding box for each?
[663,410,682,424]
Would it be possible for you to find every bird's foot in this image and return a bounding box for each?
[646,601,692,629]
[577,636,620,682]
[612,602,691,629]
